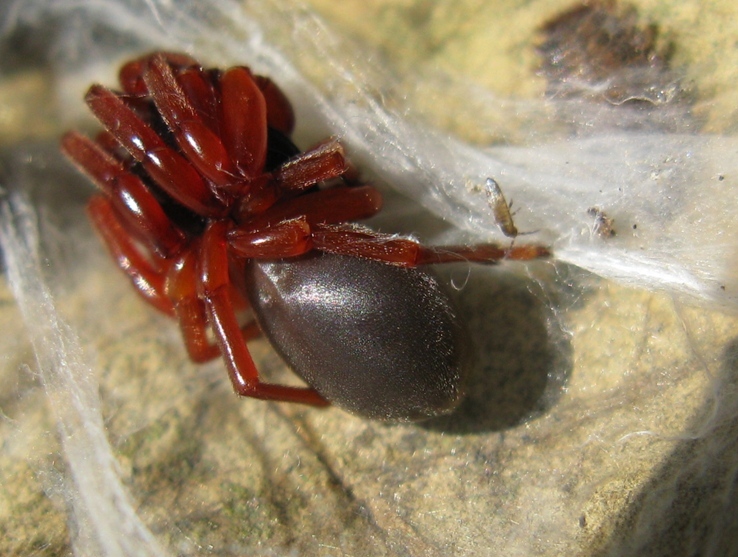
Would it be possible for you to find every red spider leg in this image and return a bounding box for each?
[273,139,347,191]
[143,55,243,192]
[85,84,225,217]
[86,196,175,315]
[238,185,383,232]
[310,223,551,266]
[218,66,267,178]
[199,221,328,405]
[61,131,187,258]
[303,138,362,186]
[175,66,221,133]
[93,130,130,161]
[165,248,261,362]
[253,75,295,135]
[234,140,351,219]
[227,217,313,259]
[119,51,200,95]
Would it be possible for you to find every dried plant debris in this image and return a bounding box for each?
[588,207,616,238]
[536,0,680,105]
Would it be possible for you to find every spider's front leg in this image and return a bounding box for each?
[311,223,551,266]
[198,221,328,405]
[84,83,225,217]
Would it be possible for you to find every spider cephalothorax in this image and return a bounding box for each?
[62,52,549,421]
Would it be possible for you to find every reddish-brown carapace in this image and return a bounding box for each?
[61,52,549,420]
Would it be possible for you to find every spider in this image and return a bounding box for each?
[61,52,550,421]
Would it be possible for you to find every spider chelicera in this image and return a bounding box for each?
[61,52,549,421]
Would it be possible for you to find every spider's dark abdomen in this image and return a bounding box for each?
[244,253,470,421]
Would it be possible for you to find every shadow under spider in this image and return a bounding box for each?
[421,265,572,434]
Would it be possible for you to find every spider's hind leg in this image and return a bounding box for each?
[198,221,328,405]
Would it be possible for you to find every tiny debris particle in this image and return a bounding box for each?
[588,207,616,238]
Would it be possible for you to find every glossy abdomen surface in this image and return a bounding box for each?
[244,253,469,421]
